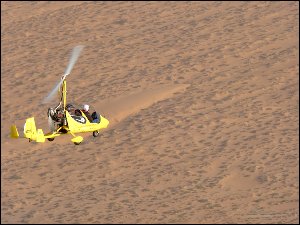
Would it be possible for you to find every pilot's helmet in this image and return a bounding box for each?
[83,104,89,111]
[66,104,74,111]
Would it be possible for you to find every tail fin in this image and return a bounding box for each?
[24,117,37,140]
[23,117,45,142]
[10,125,19,138]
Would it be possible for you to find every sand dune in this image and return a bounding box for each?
[1,1,299,224]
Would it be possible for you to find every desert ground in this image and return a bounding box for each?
[1,1,299,224]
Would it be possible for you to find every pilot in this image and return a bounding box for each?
[82,104,93,122]
[66,104,75,115]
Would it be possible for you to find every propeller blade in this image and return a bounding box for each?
[63,45,84,76]
[48,115,55,132]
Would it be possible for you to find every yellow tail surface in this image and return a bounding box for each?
[23,117,45,142]
[10,125,19,138]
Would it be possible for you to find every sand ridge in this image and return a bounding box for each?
[97,83,190,126]
[1,1,299,224]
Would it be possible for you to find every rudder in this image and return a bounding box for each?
[23,117,45,142]
[24,117,37,140]
[10,125,19,138]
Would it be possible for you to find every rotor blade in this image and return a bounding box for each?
[42,45,84,104]
[63,45,84,76]
[42,79,63,104]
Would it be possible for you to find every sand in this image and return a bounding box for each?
[1,1,299,223]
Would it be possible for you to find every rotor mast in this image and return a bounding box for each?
[62,79,67,110]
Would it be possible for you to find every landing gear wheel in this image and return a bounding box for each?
[93,131,99,137]
[74,142,81,145]
[47,138,55,141]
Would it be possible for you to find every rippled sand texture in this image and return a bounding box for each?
[1,1,299,224]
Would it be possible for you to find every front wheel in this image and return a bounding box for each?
[47,138,55,141]
[93,130,99,137]
[74,142,81,145]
